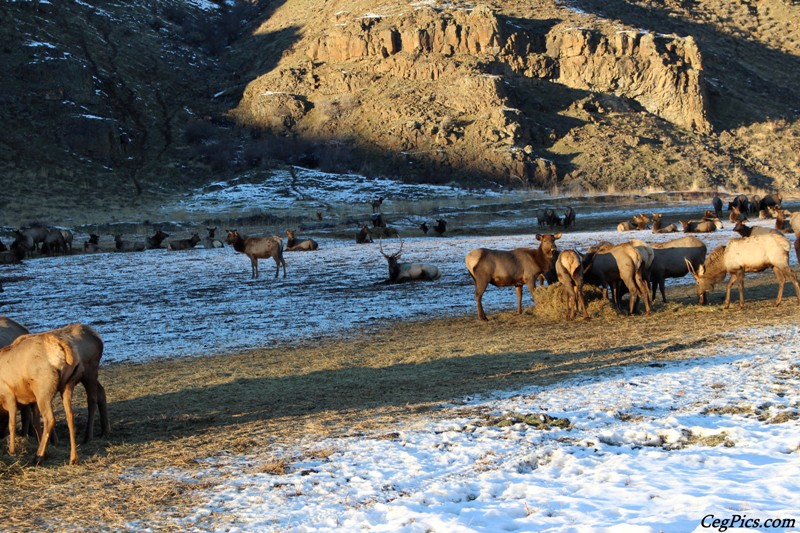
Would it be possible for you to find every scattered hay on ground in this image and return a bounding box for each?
[532,283,620,320]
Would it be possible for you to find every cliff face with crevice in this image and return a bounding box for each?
[233,4,711,186]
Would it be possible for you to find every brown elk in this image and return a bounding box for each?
[285,229,318,251]
[712,195,723,218]
[379,239,441,283]
[225,230,286,279]
[50,324,109,443]
[583,242,651,315]
[0,332,80,465]
[686,233,800,308]
[355,225,373,244]
[465,233,561,321]
[370,197,384,212]
[774,210,792,233]
[146,229,170,249]
[41,229,67,255]
[680,218,723,233]
[649,236,707,303]
[651,213,678,234]
[728,205,746,223]
[168,233,201,250]
[732,220,781,238]
[556,249,589,321]
[419,222,429,235]
[563,207,576,229]
[433,219,447,237]
[84,234,102,253]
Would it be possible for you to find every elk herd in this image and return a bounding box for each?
[2,191,800,466]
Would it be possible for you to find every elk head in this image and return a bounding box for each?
[379,238,404,280]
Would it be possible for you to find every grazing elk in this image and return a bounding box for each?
[202,227,224,249]
[50,324,109,443]
[379,239,441,283]
[583,242,651,316]
[226,230,286,279]
[84,234,102,253]
[168,233,201,250]
[19,225,48,252]
[556,249,589,321]
[285,229,318,251]
[732,220,781,238]
[370,197,384,213]
[681,218,723,233]
[355,225,373,244]
[649,236,707,303]
[465,233,561,321]
[59,229,73,253]
[0,332,80,465]
[433,219,447,237]
[759,193,782,213]
[114,234,145,252]
[146,229,170,249]
[41,229,67,255]
[728,194,749,213]
[686,233,800,308]
[10,230,34,258]
[712,195,723,218]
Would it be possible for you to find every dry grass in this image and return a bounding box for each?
[2,273,800,529]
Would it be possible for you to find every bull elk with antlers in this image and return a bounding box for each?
[379,239,441,283]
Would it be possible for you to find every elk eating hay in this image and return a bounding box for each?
[530,283,619,320]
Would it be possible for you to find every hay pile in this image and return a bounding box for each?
[532,282,620,320]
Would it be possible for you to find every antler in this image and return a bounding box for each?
[379,237,403,258]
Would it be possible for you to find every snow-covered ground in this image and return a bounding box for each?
[176,325,800,532]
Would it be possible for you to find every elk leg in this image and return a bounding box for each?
[35,399,55,465]
[250,256,259,278]
[634,271,651,315]
[97,382,110,437]
[516,285,524,314]
[474,281,489,321]
[724,272,738,308]
[786,267,800,304]
[4,398,16,455]
[61,384,78,465]
[773,266,786,306]
[82,378,97,443]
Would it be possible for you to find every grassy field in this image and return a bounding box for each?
[1,272,799,530]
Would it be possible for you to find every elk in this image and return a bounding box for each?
[583,242,651,315]
[84,234,102,253]
[652,213,678,234]
[686,233,800,308]
[225,230,286,279]
[146,229,170,249]
[465,233,561,321]
[712,195,723,218]
[790,212,800,235]
[419,222,429,235]
[0,332,80,465]
[774,210,792,233]
[562,207,576,229]
[379,239,441,283]
[10,230,34,258]
[41,229,67,255]
[50,324,109,443]
[355,225,373,244]
[680,218,722,233]
[758,193,782,212]
[114,234,145,252]
[433,219,447,237]
[202,227,224,249]
[732,220,781,238]
[370,197,384,213]
[617,213,650,232]
[556,249,589,321]
[371,226,399,239]
[649,236,707,303]
[59,229,73,253]
[729,204,746,223]
[168,233,201,250]
[728,194,749,212]
[285,229,318,251]
[537,208,559,229]
[19,225,48,251]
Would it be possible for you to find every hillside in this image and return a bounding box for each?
[0,0,798,225]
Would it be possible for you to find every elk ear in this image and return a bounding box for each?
[553,232,562,240]
[535,234,543,241]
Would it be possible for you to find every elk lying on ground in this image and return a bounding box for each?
[225,230,286,279]
[680,218,723,233]
[686,233,800,308]
[419,222,429,234]
[146,229,170,249]
[432,219,447,237]
[732,220,781,238]
[355,225,373,244]
[652,213,679,234]
[583,242,651,315]
[114,234,145,252]
[50,324,109,443]
[774,210,792,233]
[649,236,707,303]
[728,205,747,223]
[556,249,588,320]
[202,227,224,249]
[380,239,441,283]
[0,332,80,465]
[617,213,650,232]
[84,234,102,253]
[285,229,318,251]
[465,233,561,321]
[168,233,201,250]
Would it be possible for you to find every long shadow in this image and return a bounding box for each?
[90,336,715,446]
[571,0,800,129]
